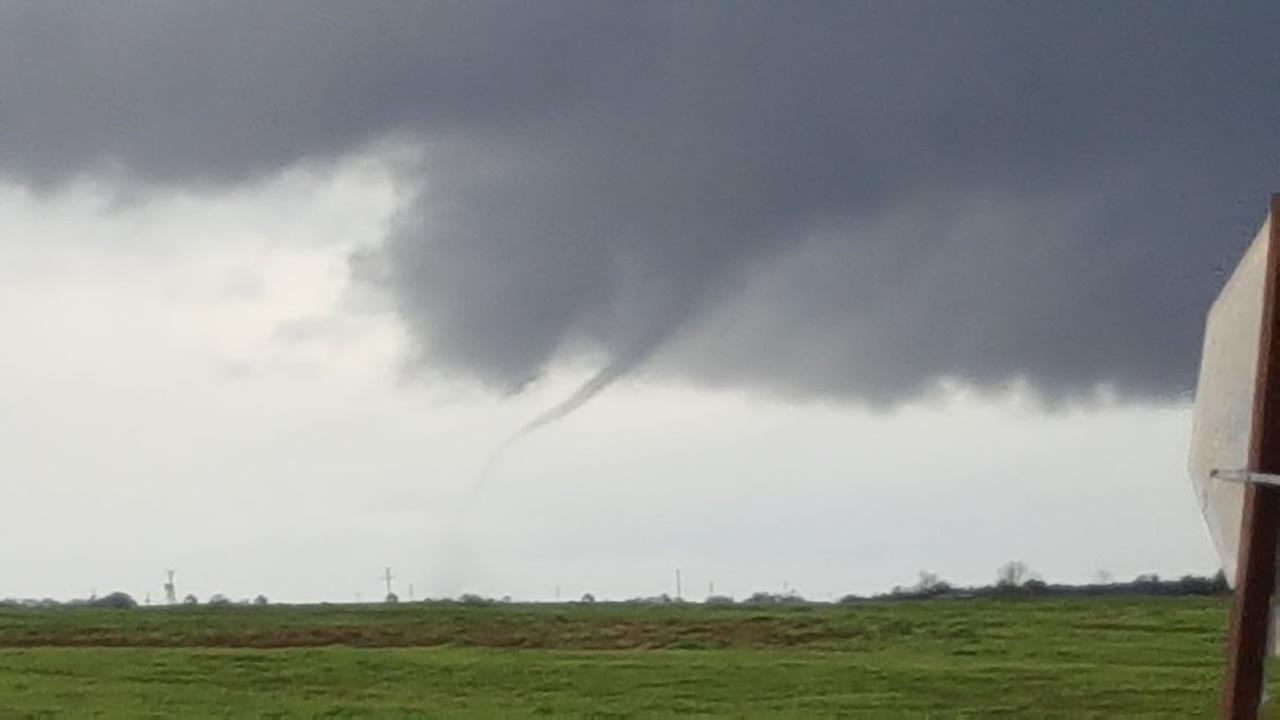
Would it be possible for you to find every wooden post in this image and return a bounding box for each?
[1223,194,1280,719]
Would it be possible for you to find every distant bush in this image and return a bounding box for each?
[885,572,954,600]
[385,593,399,604]
[207,594,232,606]
[623,594,673,605]
[743,592,806,605]
[704,595,735,606]
[1175,572,1229,595]
[89,592,137,609]
[182,594,198,605]
[996,561,1034,589]
[253,594,269,606]
[458,594,492,605]
[579,593,596,603]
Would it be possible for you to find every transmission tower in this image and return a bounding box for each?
[163,570,177,605]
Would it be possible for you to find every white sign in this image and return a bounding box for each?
[1189,215,1272,585]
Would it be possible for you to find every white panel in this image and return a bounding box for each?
[1188,217,1271,585]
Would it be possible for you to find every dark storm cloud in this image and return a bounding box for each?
[2,2,1278,402]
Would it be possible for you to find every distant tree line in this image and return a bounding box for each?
[834,563,1230,604]
[0,592,270,609]
[0,562,1231,609]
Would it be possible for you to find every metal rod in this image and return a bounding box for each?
[1212,470,1280,488]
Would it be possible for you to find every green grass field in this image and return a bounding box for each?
[0,597,1239,717]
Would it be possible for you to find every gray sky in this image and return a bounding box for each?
[0,2,1271,602]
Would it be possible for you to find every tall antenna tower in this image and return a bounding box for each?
[383,567,394,599]
[163,570,177,605]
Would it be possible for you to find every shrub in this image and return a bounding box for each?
[743,592,805,605]
[89,592,137,609]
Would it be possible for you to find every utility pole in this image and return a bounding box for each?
[708,581,714,598]
[164,570,176,605]
[675,569,682,601]
[383,567,394,598]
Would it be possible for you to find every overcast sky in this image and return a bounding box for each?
[2,2,1276,603]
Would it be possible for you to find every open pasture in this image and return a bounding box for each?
[0,597,1233,717]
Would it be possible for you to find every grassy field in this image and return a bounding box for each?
[0,597,1236,717]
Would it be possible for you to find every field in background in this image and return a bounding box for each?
[0,598,1231,717]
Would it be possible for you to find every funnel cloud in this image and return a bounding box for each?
[2,3,1278,404]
